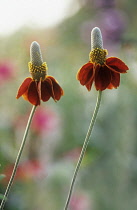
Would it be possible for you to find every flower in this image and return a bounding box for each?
[4,160,46,182]
[77,27,129,91]
[32,107,59,134]
[0,60,14,83]
[70,193,91,210]
[63,147,82,162]
[16,41,64,105]
[94,0,115,8]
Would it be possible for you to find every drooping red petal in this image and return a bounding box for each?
[95,65,111,91]
[85,64,98,91]
[107,83,114,89]
[16,77,32,99]
[22,90,29,101]
[27,81,40,106]
[41,80,51,102]
[37,78,42,100]
[77,62,94,85]
[107,71,120,89]
[105,57,129,73]
[85,77,94,91]
[46,76,64,101]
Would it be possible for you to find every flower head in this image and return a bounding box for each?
[77,27,129,91]
[16,41,64,105]
[4,160,46,182]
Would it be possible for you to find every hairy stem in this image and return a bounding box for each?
[0,105,37,210]
[64,91,102,210]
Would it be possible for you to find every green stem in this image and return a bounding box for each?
[64,90,102,210]
[0,105,37,210]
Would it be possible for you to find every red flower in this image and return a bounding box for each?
[0,60,15,83]
[4,160,46,182]
[77,48,129,91]
[16,62,64,105]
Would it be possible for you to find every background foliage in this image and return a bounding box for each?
[0,0,137,209]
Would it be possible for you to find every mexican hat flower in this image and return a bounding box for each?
[77,27,129,91]
[16,41,64,106]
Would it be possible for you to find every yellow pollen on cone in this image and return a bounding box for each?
[89,48,108,65]
[28,62,48,81]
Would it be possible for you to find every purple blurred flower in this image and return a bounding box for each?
[79,0,115,9]
[80,8,127,51]
[98,9,127,42]
[93,0,115,8]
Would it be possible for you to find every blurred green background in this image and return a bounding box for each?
[0,0,137,209]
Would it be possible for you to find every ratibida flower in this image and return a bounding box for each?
[64,27,129,210]
[16,41,64,106]
[77,27,129,91]
[0,42,64,210]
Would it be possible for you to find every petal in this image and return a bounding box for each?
[107,83,114,89]
[27,81,40,106]
[108,71,120,89]
[95,65,111,91]
[41,80,51,102]
[105,57,129,73]
[16,77,32,99]
[46,76,64,101]
[85,64,97,91]
[22,90,29,101]
[37,78,42,100]
[85,76,94,91]
[77,62,94,85]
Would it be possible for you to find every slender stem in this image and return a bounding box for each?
[0,105,37,210]
[64,90,102,210]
